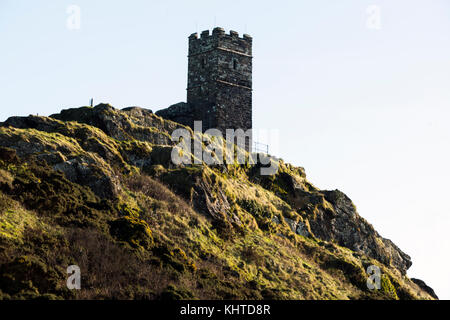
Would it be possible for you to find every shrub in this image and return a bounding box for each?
[0,255,60,296]
[65,228,172,300]
[160,284,194,300]
[241,245,264,266]
[109,216,153,249]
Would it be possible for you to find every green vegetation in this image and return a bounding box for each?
[0,105,435,300]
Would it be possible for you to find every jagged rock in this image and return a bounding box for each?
[296,221,310,237]
[51,103,179,145]
[122,106,153,113]
[290,188,413,274]
[284,217,310,238]
[284,217,297,233]
[317,190,412,274]
[53,156,120,199]
[271,216,280,224]
[0,107,415,274]
[0,104,436,300]
[155,102,193,128]
[35,151,67,166]
[411,278,438,299]
[193,176,242,228]
[0,118,121,199]
[254,166,413,274]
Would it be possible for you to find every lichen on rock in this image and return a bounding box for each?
[0,104,437,300]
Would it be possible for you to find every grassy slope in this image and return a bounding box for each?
[0,105,433,300]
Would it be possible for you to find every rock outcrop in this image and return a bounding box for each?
[0,104,436,300]
[411,278,438,299]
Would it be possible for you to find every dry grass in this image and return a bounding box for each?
[124,174,193,216]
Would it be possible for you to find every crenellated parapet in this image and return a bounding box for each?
[188,27,252,57]
[158,27,253,150]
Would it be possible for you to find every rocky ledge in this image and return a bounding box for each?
[0,104,436,300]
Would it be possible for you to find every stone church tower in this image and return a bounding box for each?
[156,27,252,140]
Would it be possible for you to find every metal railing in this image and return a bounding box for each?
[253,141,269,154]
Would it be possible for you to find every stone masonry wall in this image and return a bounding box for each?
[156,27,253,147]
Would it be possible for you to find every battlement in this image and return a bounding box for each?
[189,27,252,42]
[155,27,254,149]
[188,27,252,57]
[158,27,253,149]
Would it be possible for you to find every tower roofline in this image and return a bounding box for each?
[188,27,252,42]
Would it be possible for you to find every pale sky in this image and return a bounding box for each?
[1,0,449,299]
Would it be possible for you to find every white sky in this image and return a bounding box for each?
[1,0,449,299]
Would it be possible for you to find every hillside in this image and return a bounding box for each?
[0,104,437,300]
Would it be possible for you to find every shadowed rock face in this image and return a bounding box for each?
[156,102,194,129]
[1,106,413,272]
[318,190,412,274]
[51,104,176,145]
[0,104,436,300]
[411,278,439,299]
[250,169,413,275]
[2,105,413,271]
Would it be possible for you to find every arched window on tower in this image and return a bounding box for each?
[201,58,206,69]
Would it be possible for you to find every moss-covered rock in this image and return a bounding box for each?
[109,216,153,249]
[0,104,436,300]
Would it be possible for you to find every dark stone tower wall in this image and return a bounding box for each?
[157,27,253,147]
[187,27,253,134]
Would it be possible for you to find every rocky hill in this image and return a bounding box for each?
[0,104,437,300]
